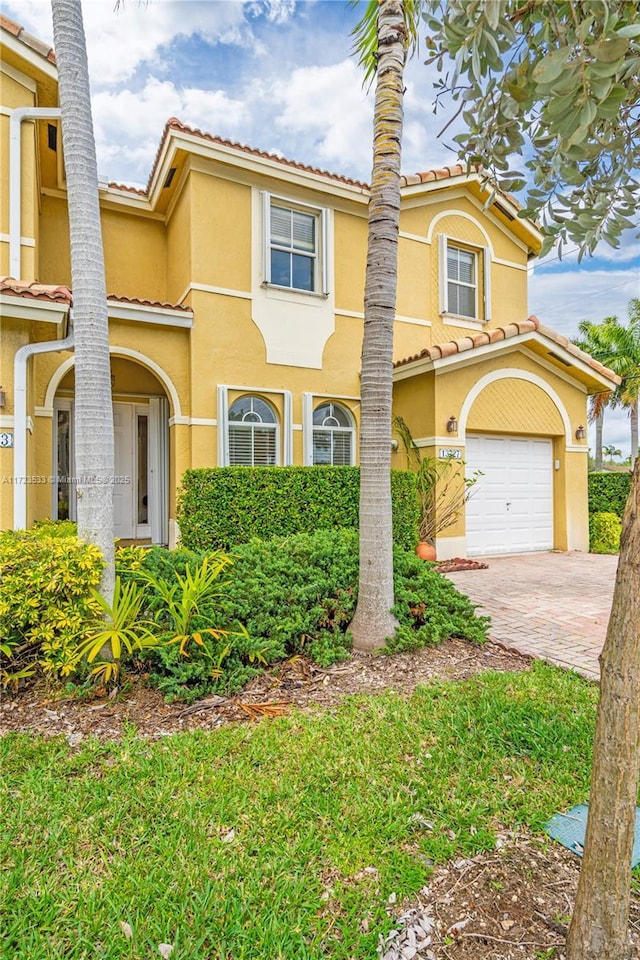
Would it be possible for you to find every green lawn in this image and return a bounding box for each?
[1,663,602,959]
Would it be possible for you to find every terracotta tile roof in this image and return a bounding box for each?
[106,182,147,196]
[143,118,371,195]
[106,293,191,313]
[1,15,56,64]
[393,315,621,384]
[1,277,71,304]
[0,278,190,314]
[401,164,468,186]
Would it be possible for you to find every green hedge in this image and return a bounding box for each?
[177,466,419,551]
[588,471,632,518]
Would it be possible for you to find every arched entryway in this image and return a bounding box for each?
[50,352,173,545]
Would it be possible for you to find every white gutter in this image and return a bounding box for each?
[13,321,73,529]
[10,106,62,278]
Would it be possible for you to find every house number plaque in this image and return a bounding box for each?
[0,432,14,448]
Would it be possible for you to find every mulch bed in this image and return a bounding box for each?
[0,639,529,742]
[435,558,490,574]
[380,831,640,959]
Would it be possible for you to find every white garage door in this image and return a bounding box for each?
[465,435,553,557]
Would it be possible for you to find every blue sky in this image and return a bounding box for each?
[6,0,639,455]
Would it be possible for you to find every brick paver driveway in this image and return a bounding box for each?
[445,551,618,681]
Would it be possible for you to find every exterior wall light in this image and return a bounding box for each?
[0,386,5,408]
[575,425,586,440]
[446,415,458,433]
[390,439,399,452]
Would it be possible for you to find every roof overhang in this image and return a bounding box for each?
[107,299,193,328]
[393,327,620,395]
[0,292,69,336]
[400,172,542,255]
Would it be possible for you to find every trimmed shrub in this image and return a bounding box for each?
[0,528,104,685]
[123,530,489,699]
[177,466,419,552]
[588,471,632,518]
[220,529,488,660]
[589,512,622,554]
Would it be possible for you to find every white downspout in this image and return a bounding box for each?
[10,107,62,278]
[13,319,74,529]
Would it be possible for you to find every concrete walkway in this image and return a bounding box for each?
[445,552,618,681]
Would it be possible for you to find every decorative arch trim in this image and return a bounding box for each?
[42,346,182,418]
[457,368,572,444]
[426,208,495,256]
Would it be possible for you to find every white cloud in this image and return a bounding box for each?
[3,0,292,85]
[92,77,248,182]
[271,59,373,176]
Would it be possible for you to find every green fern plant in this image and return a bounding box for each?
[138,553,264,677]
[72,577,158,684]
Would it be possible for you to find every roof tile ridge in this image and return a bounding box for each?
[163,118,370,190]
[107,292,191,312]
[1,15,56,63]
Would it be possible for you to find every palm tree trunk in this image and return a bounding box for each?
[51,0,115,602]
[594,410,604,471]
[566,458,640,960]
[630,400,638,464]
[349,0,406,650]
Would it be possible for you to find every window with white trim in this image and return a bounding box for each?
[271,204,316,291]
[262,193,329,294]
[447,245,476,319]
[312,401,354,465]
[438,234,491,322]
[228,395,279,465]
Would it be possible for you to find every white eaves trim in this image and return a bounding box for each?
[1,60,38,93]
[150,131,369,209]
[1,29,58,80]
[107,300,193,328]
[0,294,69,325]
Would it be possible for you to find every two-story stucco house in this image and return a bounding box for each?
[0,15,619,557]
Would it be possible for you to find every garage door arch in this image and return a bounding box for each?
[458,369,572,446]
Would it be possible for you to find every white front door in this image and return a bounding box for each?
[113,402,151,541]
[55,398,166,542]
[465,434,554,557]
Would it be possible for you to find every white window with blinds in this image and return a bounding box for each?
[262,193,329,294]
[447,246,476,318]
[438,234,491,322]
[227,395,279,466]
[312,401,355,466]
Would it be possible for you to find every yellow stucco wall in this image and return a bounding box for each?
[101,209,167,301]
[334,209,367,314]
[166,177,192,304]
[190,172,251,291]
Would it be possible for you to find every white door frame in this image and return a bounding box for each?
[52,396,168,544]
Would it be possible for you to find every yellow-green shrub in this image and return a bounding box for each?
[588,511,622,554]
[0,529,104,683]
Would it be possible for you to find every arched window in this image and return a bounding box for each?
[312,401,354,466]
[228,395,279,465]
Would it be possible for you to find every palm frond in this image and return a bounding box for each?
[351,0,422,86]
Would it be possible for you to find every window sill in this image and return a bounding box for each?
[262,282,328,300]
[441,312,487,330]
